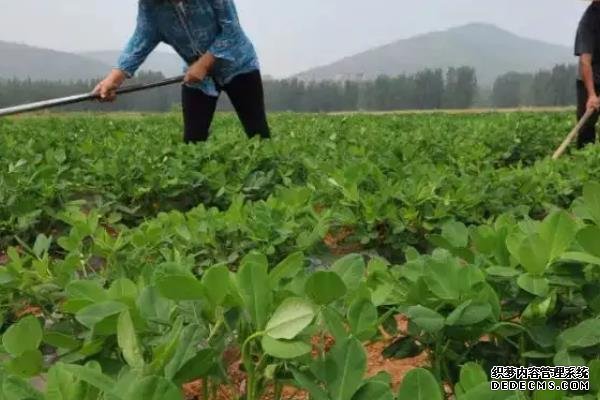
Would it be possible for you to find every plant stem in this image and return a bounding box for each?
[203,378,209,400]
[241,331,264,400]
[274,381,283,400]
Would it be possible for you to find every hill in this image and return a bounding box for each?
[0,42,184,82]
[0,41,110,81]
[295,23,575,86]
[81,50,184,77]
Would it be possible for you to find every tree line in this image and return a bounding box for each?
[491,64,577,108]
[0,64,579,113]
[0,67,477,113]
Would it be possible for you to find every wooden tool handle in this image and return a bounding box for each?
[552,108,595,160]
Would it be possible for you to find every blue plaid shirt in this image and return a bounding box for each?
[116,0,260,97]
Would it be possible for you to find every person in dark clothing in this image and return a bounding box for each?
[575,1,600,148]
[93,0,270,143]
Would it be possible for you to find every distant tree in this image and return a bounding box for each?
[549,64,576,106]
[414,69,444,109]
[492,72,530,107]
[444,66,477,108]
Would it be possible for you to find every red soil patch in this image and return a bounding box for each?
[15,305,43,319]
[324,226,364,256]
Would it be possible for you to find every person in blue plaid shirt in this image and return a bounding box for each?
[94,0,270,143]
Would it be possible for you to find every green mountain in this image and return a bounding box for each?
[295,23,575,86]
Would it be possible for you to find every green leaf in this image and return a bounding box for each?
[486,266,519,278]
[369,372,392,386]
[589,359,600,392]
[331,254,365,291]
[117,310,145,370]
[423,257,461,301]
[442,220,469,248]
[201,265,230,306]
[75,301,127,329]
[397,368,443,400]
[557,318,600,350]
[2,375,43,400]
[43,331,81,350]
[261,336,311,359]
[156,275,204,301]
[330,337,367,400]
[291,369,329,400]
[582,182,600,225]
[406,306,445,333]
[490,322,526,337]
[322,306,348,342]
[553,350,586,366]
[458,382,517,400]
[138,286,173,323]
[446,301,492,326]
[61,363,116,394]
[237,252,272,330]
[561,252,600,266]
[265,297,315,340]
[32,234,51,258]
[2,315,42,356]
[6,349,43,377]
[576,226,600,258]
[521,351,554,359]
[305,271,347,305]
[539,211,578,262]
[532,387,565,400]
[347,298,378,340]
[515,233,549,275]
[517,274,550,297]
[172,348,216,385]
[153,318,184,376]
[351,382,394,400]
[269,252,305,287]
[458,362,488,392]
[46,364,78,400]
[108,279,138,301]
[66,280,107,303]
[522,294,556,321]
[125,376,183,400]
[163,324,200,379]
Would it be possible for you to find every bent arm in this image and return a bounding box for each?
[116,2,161,77]
[206,0,242,62]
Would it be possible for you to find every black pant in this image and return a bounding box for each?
[576,79,600,148]
[182,70,270,143]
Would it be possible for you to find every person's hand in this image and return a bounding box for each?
[184,53,216,84]
[93,70,126,102]
[587,94,600,111]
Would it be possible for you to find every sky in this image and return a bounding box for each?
[0,0,590,77]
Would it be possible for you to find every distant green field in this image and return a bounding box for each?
[0,111,599,399]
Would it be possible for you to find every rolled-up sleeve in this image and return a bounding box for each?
[116,1,161,77]
[207,0,242,62]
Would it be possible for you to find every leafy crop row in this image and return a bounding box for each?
[0,112,600,399]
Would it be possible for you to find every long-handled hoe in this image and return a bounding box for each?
[0,75,184,118]
[552,108,595,160]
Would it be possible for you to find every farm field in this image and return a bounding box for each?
[1,111,600,399]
